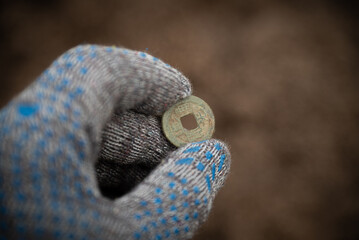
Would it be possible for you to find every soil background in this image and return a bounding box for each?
[1,0,359,239]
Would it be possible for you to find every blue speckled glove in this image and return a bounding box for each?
[0,45,230,240]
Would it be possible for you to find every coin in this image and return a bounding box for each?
[162,96,215,147]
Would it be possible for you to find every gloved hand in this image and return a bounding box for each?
[0,45,230,240]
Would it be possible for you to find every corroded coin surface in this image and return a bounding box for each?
[162,96,215,147]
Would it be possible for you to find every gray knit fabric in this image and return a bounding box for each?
[97,111,175,198]
[0,45,231,240]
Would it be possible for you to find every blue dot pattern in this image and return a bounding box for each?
[1,44,181,239]
[130,140,227,239]
[0,46,109,239]
[0,44,229,240]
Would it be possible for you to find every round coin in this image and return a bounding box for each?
[162,96,215,147]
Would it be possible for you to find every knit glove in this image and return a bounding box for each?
[0,45,230,240]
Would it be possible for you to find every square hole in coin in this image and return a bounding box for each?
[180,113,198,130]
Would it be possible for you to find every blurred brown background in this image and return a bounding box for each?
[1,0,359,239]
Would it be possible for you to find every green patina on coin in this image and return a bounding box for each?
[162,96,215,147]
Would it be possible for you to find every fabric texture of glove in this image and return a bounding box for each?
[0,45,230,240]
[97,111,175,199]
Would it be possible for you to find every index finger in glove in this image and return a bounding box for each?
[48,45,189,132]
[7,44,191,159]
